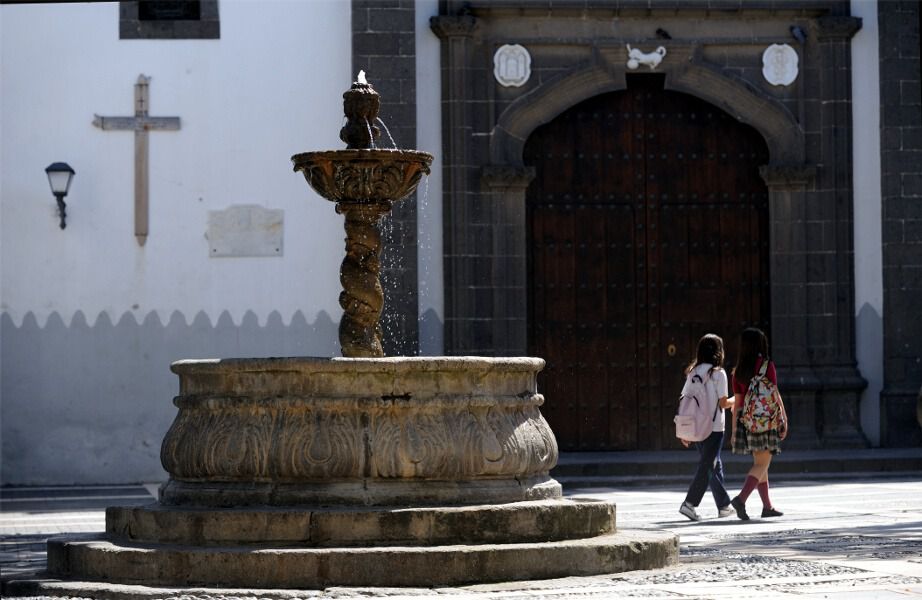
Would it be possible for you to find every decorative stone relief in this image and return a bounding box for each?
[762,44,799,86]
[161,391,555,482]
[814,16,863,40]
[481,165,536,190]
[429,14,478,38]
[493,44,531,87]
[758,164,816,189]
[206,205,283,257]
[626,44,666,70]
[295,151,430,204]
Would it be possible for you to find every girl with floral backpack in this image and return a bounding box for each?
[677,334,736,521]
[730,327,789,520]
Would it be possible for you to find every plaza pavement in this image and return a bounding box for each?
[2,469,921,599]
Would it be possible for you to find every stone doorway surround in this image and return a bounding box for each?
[431,1,867,449]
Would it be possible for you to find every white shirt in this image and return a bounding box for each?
[692,363,729,432]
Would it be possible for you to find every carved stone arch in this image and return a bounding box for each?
[491,50,804,169]
[666,62,805,165]
[483,52,807,365]
[490,63,625,167]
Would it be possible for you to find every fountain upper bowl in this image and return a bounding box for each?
[292,149,433,204]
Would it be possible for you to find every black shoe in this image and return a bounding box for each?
[731,496,750,521]
[761,507,784,518]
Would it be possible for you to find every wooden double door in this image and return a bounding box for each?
[525,76,771,451]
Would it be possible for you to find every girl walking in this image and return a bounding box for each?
[730,327,788,520]
[678,334,735,521]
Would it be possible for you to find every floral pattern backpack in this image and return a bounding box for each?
[740,359,781,434]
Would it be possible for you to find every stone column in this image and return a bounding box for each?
[336,201,391,358]
[431,14,480,354]
[878,1,922,447]
[811,15,869,448]
[481,165,536,356]
[761,164,822,449]
[761,162,868,449]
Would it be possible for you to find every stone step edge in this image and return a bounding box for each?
[551,452,922,477]
[2,578,322,600]
[106,498,616,546]
[47,529,678,589]
[159,475,563,508]
[557,469,922,489]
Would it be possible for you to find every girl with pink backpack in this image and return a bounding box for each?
[677,334,736,521]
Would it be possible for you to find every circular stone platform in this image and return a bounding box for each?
[47,529,678,589]
[105,498,616,546]
[38,356,678,591]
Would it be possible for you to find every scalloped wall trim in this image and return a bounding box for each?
[0,309,345,330]
[1,308,339,485]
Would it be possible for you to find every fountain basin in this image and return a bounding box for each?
[160,356,561,506]
[292,149,432,203]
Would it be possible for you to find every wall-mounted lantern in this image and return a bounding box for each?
[45,162,75,229]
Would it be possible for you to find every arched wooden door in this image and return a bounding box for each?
[525,76,771,451]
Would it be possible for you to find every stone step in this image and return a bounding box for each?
[551,448,922,486]
[47,529,678,589]
[106,498,616,546]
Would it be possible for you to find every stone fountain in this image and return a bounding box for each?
[27,74,677,594]
[291,70,431,359]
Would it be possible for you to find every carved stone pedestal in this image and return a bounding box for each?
[817,365,869,449]
[42,357,677,591]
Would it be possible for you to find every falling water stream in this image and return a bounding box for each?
[363,118,377,149]
[376,117,398,149]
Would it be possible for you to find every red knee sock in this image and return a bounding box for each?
[738,475,759,502]
[758,481,772,509]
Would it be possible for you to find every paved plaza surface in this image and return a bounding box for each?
[2,474,921,599]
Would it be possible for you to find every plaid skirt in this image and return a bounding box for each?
[732,414,783,455]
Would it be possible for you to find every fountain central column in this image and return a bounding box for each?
[337,200,389,357]
[293,72,429,358]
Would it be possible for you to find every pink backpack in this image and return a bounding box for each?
[674,370,719,442]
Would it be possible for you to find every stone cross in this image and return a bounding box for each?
[93,74,181,246]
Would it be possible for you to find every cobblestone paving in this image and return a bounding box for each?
[1,485,148,581]
[3,477,922,599]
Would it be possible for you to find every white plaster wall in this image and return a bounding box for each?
[0,0,351,328]
[0,0,353,485]
[416,0,444,356]
[850,0,884,446]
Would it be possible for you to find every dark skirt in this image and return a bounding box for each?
[732,414,782,455]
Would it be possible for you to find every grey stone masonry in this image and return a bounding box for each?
[353,0,420,356]
[879,0,922,447]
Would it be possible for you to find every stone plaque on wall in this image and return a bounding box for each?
[207,205,283,257]
[762,43,799,86]
[493,44,531,87]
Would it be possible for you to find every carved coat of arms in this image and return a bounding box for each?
[762,43,799,86]
[493,44,531,87]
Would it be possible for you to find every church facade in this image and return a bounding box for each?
[1,0,919,485]
[367,0,921,452]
